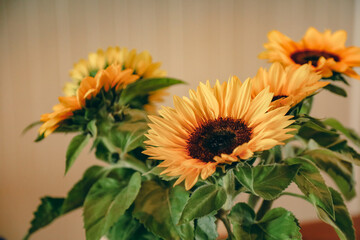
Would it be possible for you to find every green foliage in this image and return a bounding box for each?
[24,197,65,240]
[285,157,334,218]
[107,211,160,240]
[229,203,301,240]
[194,215,218,240]
[234,164,300,200]
[133,181,194,240]
[178,184,227,224]
[65,133,91,174]
[323,84,347,97]
[316,188,355,240]
[83,172,141,240]
[119,77,185,105]
[323,118,360,147]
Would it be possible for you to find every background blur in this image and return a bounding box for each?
[1,0,360,239]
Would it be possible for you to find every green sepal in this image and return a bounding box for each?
[178,184,227,224]
[234,164,300,200]
[133,180,194,240]
[316,188,355,240]
[229,203,302,240]
[65,133,91,174]
[323,83,347,97]
[22,121,42,135]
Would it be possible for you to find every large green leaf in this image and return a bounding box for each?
[316,188,355,240]
[234,164,300,200]
[83,172,141,240]
[194,215,218,240]
[285,157,334,218]
[178,184,227,224]
[323,118,360,147]
[120,77,185,104]
[133,180,194,240]
[229,203,301,240]
[65,133,91,174]
[107,211,160,240]
[298,120,340,147]
[24,197,65,240]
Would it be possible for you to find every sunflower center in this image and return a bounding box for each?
[186,117,252,163]
[290,50,340,67]
[272,95,288,102]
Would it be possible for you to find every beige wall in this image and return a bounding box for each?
[1,0,359,239]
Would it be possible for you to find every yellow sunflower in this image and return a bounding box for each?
[63,47,167,111]
[143,77,295,190]
[251,62,329,109]
[259,27,360,80]
[39,65,139,137]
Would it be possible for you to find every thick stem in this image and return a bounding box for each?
[217,209,233,240]
[256,200,273,220]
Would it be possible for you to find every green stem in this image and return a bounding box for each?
[247,194,260,209]
[256,200,273,220]
[217,209,233,240]
[280,192,311,203]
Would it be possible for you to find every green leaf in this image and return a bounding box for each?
[229,203,301,240]
[83,172,141,240]
[323,84,347,97]
[24,197,65,240]
[133,181,194,240]
[107,211,160,240]
[62,165,106,213]
[316,188,355,240]
[65,133,91,174]
[234,164,300,200]
[195,215,218,240]
[120,77,185,105]
[110,122,149,155]
[298,119,340,147]
[323,118,360,147]
[179,184,227,224]
[285,157,334,218]
[304,147,356,200]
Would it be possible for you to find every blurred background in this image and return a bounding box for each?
[1,0,360,239]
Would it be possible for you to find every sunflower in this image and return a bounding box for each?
[259,27,360,80]
[39,65,139,137]
[143,77,295,190]
[251,62,329,109]
[63,47,167,111]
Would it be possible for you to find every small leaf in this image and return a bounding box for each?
[285,157,334,218]
[24,197,65,240]
[120,77,185,105]
[83,172,141,240]
[65,133,91,174]
[316,188,355,240]
[229,203,302,240]
[87,120,97,138]
[179,184,227,224]
[133,181,194,240]
[323,84,347,97]
[195,215,218,240]
[22,121,42,135]
[234,164,300,200]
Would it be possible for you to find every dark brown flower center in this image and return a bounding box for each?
[272,95,288,102]
[186,117,252,163]
[290,50,340,67]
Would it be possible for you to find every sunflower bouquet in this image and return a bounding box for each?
[25,27,360,240]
